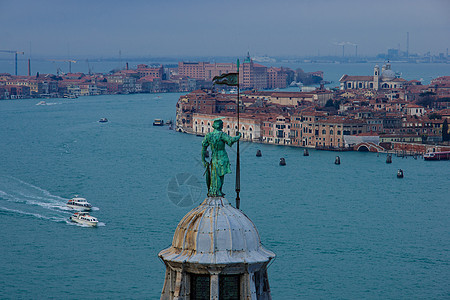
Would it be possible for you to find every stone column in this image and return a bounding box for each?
[210,273,219,300]
[173,271,184,300]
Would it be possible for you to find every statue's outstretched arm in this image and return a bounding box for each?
[223,131,241,146]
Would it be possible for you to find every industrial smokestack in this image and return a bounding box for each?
[126,62,129,70]
[28,59,31,76]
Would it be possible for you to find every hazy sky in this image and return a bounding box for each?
[1,0,449,58]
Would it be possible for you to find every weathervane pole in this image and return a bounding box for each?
[236,59,241,209]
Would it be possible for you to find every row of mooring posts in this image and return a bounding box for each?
[256,149,404,178]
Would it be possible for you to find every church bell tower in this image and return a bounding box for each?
[373,64,380,90]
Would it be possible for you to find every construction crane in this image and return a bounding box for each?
[0,50,25,75]
[48,59,77,73]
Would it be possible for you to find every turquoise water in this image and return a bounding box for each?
[0,94,449,299]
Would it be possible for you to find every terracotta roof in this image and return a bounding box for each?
[340,75,373,82]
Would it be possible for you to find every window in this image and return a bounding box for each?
[219,275,240,300]
[190,274,210,300]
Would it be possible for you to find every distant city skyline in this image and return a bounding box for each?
[0,0,449,59]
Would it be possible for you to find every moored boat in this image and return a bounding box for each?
[67,196,92,211]
[70,212,98,227]
[424,151,450,161]
[153,119,164,126]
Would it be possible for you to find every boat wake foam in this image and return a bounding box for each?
[0,176,72,224]
[0,206,68,223]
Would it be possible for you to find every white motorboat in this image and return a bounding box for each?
[36,101,47,106]
[66,196,92,211]
[70,212,98,227]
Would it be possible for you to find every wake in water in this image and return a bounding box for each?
[0,176,99,227]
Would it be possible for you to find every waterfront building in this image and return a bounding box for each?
[243,90,333,107]
[380,134,423,143]
[340,63,407,91]
[261,115,293,145]
[241,53,268,90]
[294,112,367,148]
[266,67,287,89]
[178,62,236,81]
[175,90,239,133]
[136,64,164,79]
[192,113,261,142]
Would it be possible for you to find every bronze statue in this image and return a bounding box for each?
[202,118,241,197]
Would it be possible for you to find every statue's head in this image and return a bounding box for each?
[212,118,224,131]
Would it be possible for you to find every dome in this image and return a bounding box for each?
[159,197,275,265]
[381,69,395,80]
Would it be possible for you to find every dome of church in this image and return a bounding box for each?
[159,197,275,265]
[381,69,395,80]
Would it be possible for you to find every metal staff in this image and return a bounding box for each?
[236,59,240,209]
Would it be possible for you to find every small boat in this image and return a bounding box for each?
[335,156,340,165]
[256,150,262,157]
[303,149,309,156]
[153,119,164,126]
[36,101,47,106]
[386,154,392,164]
[165,120,173,126]
[99,118,108,123]
[279,158,286,166]
[67,196,92,211]
[424,151,450,161]
[70,212,98,227]
[397,169,404,178]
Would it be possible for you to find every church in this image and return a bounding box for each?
[339,63,407,91]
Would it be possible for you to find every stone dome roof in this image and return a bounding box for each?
[159,197,275,265]
[381,69,396,81]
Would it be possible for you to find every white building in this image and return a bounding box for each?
[340,63,407,91]
[193,113,261,142]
